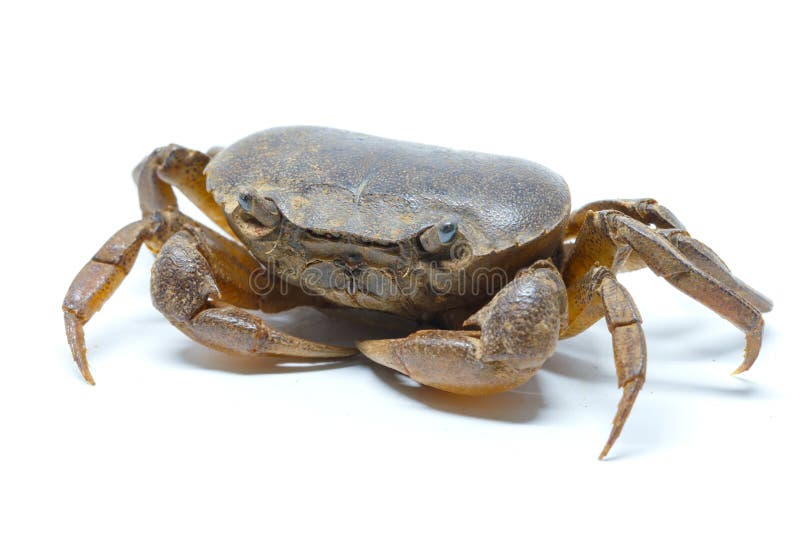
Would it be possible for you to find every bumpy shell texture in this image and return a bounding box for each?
[206,126,570,257]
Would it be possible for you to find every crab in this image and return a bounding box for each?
[64,126,772,458]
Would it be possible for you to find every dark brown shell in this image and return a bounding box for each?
[206,126,570,257]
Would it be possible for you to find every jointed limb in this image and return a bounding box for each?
[64,148,192,383]
[566,198,685,239]
[562,209,766,373]
[64,148,207,383]
[358,261,566,395]
[565,265,646,458]
[151,227,355,358]
[64,146,351,384]
[560,201,770,457]
[659,229,772,313]
[567,198,772,312]
[63,220,154,384]
[151,145,236,238]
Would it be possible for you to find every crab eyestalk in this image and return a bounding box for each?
[237,193,282,229]
[420,220,458,253]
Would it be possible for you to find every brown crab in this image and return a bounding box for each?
[63,126,772,458]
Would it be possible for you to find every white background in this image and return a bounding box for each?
[1,1,798,532]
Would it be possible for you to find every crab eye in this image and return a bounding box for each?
[236,193,281,229]
[420,219,459,253]
[437,221,457,243]
[237,192,253,212]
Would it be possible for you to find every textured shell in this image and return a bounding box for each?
[206,126,570,257]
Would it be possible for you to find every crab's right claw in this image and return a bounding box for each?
[357,330,535,396]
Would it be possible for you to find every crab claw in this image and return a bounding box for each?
[358,330,534,396]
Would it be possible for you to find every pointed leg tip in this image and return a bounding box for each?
[731,363,751,376]
[598,437,616,461]
[81,369,96,385]
[75,356,96,385]
[64,310,95,384]
[598,378,643,461]
[734,346,760,375]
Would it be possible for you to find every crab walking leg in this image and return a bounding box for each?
[63,151,186,384]
[63,220,154,384]
[564,266,647,459]
[151,227,357,358]
[64,144,333,382]
[567,198,772,313]
[358,261,566,395]
[150,145,236,238]
[133,144,235,239]
[562,210,765,374]
[659,229,773,313]
[565,198,686,239]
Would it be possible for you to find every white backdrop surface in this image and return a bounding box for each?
[1,2,797,533]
